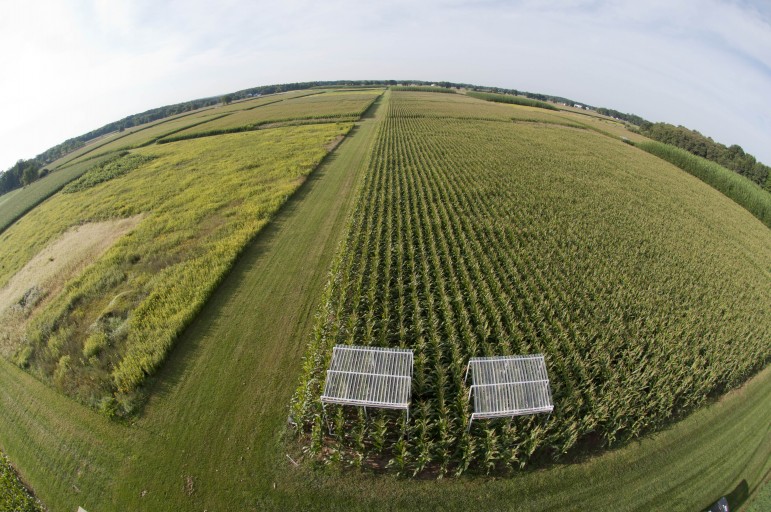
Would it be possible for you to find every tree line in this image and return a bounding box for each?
[0,159,47,195]
[637,123,770,189]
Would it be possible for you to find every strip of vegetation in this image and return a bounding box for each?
[638,123,771,189]
[0,124,352,417]
[594,107,649,126]
[158,116,358,144]
[390,86,456,93]
[467,91,559,110]
[62,153,155,193]
[0,154,119,235]
[637,140,771,227]
[0,452,43,512]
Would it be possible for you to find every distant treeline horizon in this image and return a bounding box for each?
[1,79,769,195]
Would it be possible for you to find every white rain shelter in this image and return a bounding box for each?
[465,354,553,430]
[321,345,414,424]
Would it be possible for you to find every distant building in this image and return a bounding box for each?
[574,104,584,109]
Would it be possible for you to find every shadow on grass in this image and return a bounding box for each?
[360,94,384,120]
[726,479,749,509]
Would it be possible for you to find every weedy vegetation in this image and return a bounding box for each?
[55,90,322,169]
[0,123,352,415]
[0,154,119,234]
[292,91,771,476]
[159,91,381,143]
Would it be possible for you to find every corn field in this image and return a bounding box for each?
[292,92,771,476]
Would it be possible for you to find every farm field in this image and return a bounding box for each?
[45,131,129,171]
[160,90,382,142]
[53,90,322,169]
[293,91,771,474]
[391,91,580,126]
[0,122,352,413]
[0,154,119,233]
[0,89,768,511]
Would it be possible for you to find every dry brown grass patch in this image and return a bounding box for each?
[0,216,143,357]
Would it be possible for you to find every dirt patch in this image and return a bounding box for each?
[0,216,143,356]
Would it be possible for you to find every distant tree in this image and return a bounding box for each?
[220,94,234,105]
[21,165,37,186]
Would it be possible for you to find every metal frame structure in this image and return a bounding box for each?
[465,354,553,430]
[321,345,414,428]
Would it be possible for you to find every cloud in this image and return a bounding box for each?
[1,0,770,171]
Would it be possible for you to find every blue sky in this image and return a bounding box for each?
[1,0,770,171]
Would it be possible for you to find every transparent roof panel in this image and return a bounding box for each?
[467,354,553,419]
[321,345,413,410]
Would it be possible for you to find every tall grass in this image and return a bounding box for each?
[637,140,771,228]
[466,91,558,110]
[157,92,379,143]
[0,154,119,234]
[0,123,352,415]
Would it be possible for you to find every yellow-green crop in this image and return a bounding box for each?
[0,123,351,413]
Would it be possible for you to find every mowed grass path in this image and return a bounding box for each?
[0,91,768,510]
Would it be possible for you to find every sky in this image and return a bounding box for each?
[1,0,770,171]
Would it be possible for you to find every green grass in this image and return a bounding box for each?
[58,110,230,165]
[0,452,43,512]
[0,154,118,234]
[744,480,771,511]
[0,90,768,512]
[636,140,771,227]
[159,91,381,143]
[293,96,771,474]
[466,91,559,110]
[0,123,352,413]
[0,188,21,209]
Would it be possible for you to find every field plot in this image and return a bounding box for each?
[54,91,321,169]
[59,110,228,164]
[211,89,321,113]
[553,110,649,142]
[390,91,583,127]
[0,154,119,234]
[0,123,352,413]
[293,96,771,475]
[161,91,382,141]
